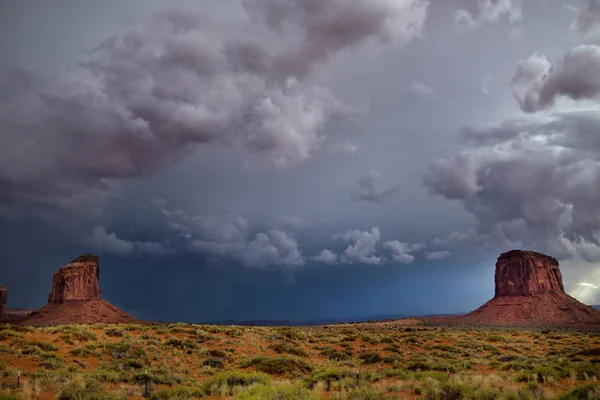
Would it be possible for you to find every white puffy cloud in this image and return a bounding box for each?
[335,227,383,264]
[316,227,422,265]
[312,249,339,264]
[383,240,422,264]
[189,230,304,268]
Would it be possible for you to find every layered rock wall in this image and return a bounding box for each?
[48,254,102,303]
[0,287,6,317]
[494,250,564,297]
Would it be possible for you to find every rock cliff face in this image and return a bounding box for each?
[434,250,600,327]
[494,250,564,297]
[48,254,102,303]
[17,254,144,326]
[0,287,6,317]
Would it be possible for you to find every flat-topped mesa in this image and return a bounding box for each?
[48,254,102,303]
[0,287,6,317]
[494,250,564,298]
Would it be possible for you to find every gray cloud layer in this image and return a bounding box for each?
[0,0,428,216]
[425,35,600,262]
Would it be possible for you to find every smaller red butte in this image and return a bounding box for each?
[0,287,7,317]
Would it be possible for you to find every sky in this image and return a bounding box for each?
[2,0,600,323]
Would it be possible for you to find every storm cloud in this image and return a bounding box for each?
[0,0,428,215]
[425,37,600,261]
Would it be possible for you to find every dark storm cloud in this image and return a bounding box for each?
[453,0,522,29]
[511,45,600,112]
[573,0,600,33]
[0,0,429,217]
[425,111,600,261]
[351,170,401,203]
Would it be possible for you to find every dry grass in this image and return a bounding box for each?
[0,321,598,399]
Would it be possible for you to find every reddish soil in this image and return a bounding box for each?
[15,299,145,326]
[454,292,600,326]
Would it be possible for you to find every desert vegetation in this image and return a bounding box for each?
[0,321,599,399]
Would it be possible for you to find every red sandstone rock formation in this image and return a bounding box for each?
[434,250,600,327]
[494,250,564,297]
[0,287,6,318]
[19,254,144,326]
[48,254,102,303]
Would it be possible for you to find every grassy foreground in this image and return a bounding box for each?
[0,320,599,399]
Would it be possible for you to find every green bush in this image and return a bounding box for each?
[150,386,204,400]
[360,352,382,365]
[105,342,147,360]
[240,356,312,376]
[0,330,24,340]
[334,387,386,400]
[275,328,305,341]
[559,383,600,400]
[105,327,124,337]
[321,348,352,361]
[0,395,22,400]
[164,337,198,351]
[58,379,126,400]
[40,353,67,370]
[201,371,270,396]
[269,343,308,357]
[235,384,318,400]
[305,368,355,389]
[203,357,225,369]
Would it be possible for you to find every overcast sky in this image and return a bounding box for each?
[2,0,600,322]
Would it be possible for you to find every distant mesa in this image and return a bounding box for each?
[0,286,6,318]
[441,249,600,327]
[6,254,143,326]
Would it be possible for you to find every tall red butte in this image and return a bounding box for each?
[20,254,143,326]
[453,250,600,326]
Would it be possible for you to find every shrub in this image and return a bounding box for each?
[360,352,382,365]
[269,343,308,357]
[105,342,147,360]
[235,384,318,400]
[241,356,312,376]
[0,395,21,400]
[203,357,225,369]
[305,368,355,389]
[105,327,124,337]
[206,349,227,358]
[40,353,67,370]
[18,340,58,353]
[150,386,204,400]
[201,371,270,396]
[164,337,197,351]
[58,379,126,400]
[275,328,304,341]
[321,348,352,361]
[0,330,24,340]
[334,387,386,400]
[576,348,600,357]
[559,383,600,400]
